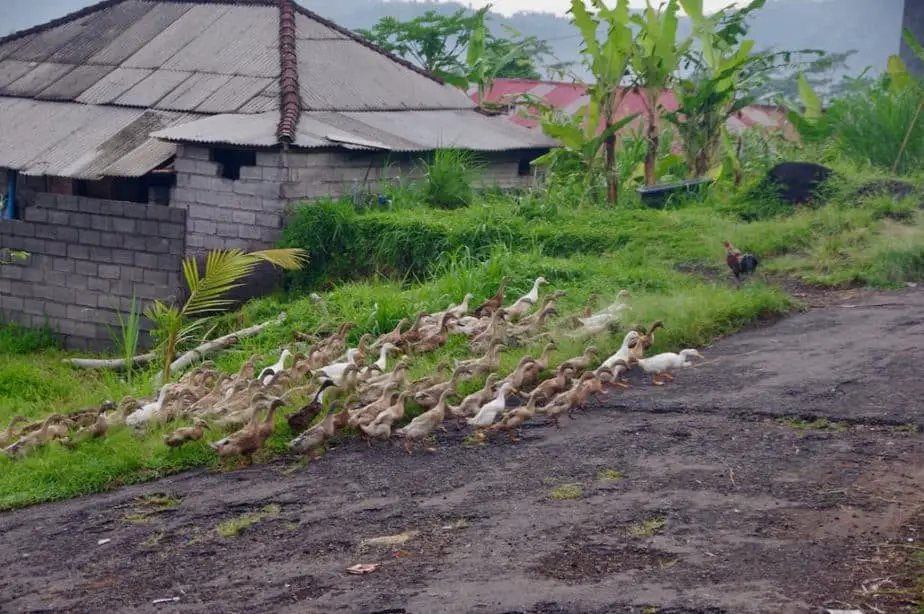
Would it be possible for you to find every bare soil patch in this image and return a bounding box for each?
[1,289,923,613]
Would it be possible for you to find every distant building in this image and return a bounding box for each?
[0,0,555,349]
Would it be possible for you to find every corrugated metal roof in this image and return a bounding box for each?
[112,69,192,107]
[297,39,474,112]
[0,98,197,178]
[120,4,231,70]
[294,12,348,40]
[151,109,557,152]
[155,73,232,112]
[195,76,276,114]
[2,62,75,97]
[88,3,194,66]
[0,60,36,89]
[45,1,155,65]
[76,66,152,104]
[36,65,116,100]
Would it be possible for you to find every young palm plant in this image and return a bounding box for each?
[144,248,308,382]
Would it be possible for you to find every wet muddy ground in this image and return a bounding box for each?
[1,289,923,614]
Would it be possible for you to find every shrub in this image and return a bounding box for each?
[0,321,56,354]
[421,149,485,210]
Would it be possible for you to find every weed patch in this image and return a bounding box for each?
[216,504,281,538]
[549,484,583,500]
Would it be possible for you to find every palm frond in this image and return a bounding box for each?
[249,248,309,270]
[182,249,256,318]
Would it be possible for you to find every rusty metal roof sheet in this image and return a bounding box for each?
[0,98,197,178]
[151,109,557,152]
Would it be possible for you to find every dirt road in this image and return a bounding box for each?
[2,289,923,614]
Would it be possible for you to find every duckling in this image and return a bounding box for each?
[596,358,631,388]
[635,320,664,352]
[449,373,501,420]
[527,366,576,407]
[287,379,338,433]
[287,401,342,459]
[0,415,28,447]
[359,391,409,445]
[487,395,539,442]
[413,365,471,410]
[164,418,211,448]
[473,276,511,318]
[636,349,703,385]
[467,381,516,440]
[106,396,141,426]
[395,389,452,454]
[505,276,549,320]
[558,346,600,374]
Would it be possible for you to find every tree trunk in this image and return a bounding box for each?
[605,130,618,205]
[644,94,659,186]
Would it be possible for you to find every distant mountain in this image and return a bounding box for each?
[5,0,904,82]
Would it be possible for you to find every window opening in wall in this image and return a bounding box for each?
[517,157,533,177]
[1,169,19,220]
[211,148,257,181]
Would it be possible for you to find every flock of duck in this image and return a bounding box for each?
[1,277,706,465]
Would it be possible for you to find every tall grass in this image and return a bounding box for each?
[421,149,485,210]
[106,295,142,381]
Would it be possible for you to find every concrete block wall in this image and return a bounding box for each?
[170,144,287,256]
[171,144,536,254]
[0,194,186,350]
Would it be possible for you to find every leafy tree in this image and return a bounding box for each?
[356,7,550,85]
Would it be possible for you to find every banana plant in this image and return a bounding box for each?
[629,0,691,186]
[886,28,924,174]
[567,0,635,203]
[144,248,308,382]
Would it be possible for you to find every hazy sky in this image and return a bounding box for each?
[447,0,739,16]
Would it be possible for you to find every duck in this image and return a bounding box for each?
[359,391,409,445]
[407,361,451,394]
[540,370,610,427]
[397,312,429,348]
[557,346,599,374]
[362,342,398,377]
[633,320,665,356]
[516,291,565,328]
[503,355,538,392]
[259,349,294,386]
[349,382,401,427]
[347,333,376,367]
[636,349,704,385]
[505,276,549,320]
[601,331,641,371]
[324,322,356,359]
[0,415,28,447]
[288,401,342,459]
[472,276,511,318]
[527,366,575,407]
[361,356,411,394]
[125,384,176,427]
[164,418,211,448]
[287,379,338,433]
[455,339,505,378]
[371,318,409,349]
[314,354,361,387]
[210,398,284,466]
[3,414,70,458]
[413,365,471,410]
[487,395,539,442]
[410,312,454,354]
[468,308,509,353]
[518,341,557,385]
[449,373,501,420]
[395,389,452,454]
[236,355,263,381]
[467,381,516,439]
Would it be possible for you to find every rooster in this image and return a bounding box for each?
[723,240,759,282]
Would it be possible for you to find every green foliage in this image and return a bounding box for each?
[0,321,55,355]
[145,248,308,381]
[0,248,28,265]
[106,295,142,381]
[421,149,484,210]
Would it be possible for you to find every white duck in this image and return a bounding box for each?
[601,330,641,370]
[576,289,632,329]
[467,381,515,436]
[125,384,175,427]
[424,293,475,327]
[361,343,397,377]
[636,349,704,385]
[505,277,549,319]
[314,349,360,385]
[259,349,293,386]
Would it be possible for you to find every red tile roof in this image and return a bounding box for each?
[468,78,789,136]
